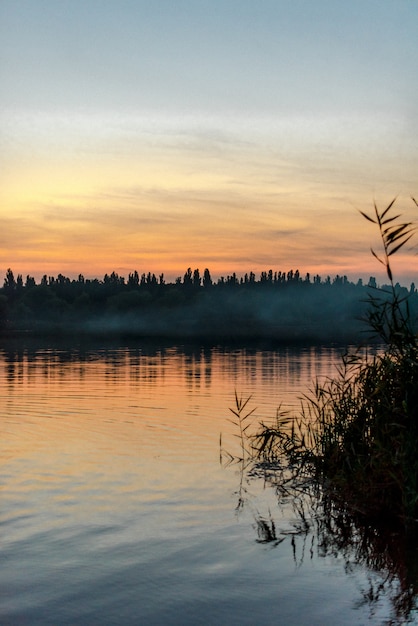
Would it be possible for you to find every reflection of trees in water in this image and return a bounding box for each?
[1,341,345,398]
[0,340,215,389]
[245,465,418,625]
[315,495,418,624]
[183,347,213,390]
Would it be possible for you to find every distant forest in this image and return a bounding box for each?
[1,267,417,342]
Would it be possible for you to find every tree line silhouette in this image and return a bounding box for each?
[1,267,416,341]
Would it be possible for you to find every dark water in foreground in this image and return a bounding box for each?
[0,339,415,625]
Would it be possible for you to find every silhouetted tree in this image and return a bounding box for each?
[128,271,139,287]
[3,268,16,294]
[226,273,238,286]
[183,268,193,286]
[16,274,23,291]
[57,273,69,285]
[146,272,157,286]
[203,268,212,288]
[193,268,201,287]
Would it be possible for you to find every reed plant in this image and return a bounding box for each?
[223,198,418,621]
[220,391,258,511]
[221,391,256,466]
[252,198,418,521]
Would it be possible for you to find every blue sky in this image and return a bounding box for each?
[2,0,417,117]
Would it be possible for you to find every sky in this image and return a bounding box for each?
[1,0,417,285]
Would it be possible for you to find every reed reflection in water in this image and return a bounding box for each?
[0,339,399,625]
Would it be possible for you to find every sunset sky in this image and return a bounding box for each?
[1,0,417,285]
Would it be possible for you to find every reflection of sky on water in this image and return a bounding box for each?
[0,340,395,625]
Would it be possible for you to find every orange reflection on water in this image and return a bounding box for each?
[0,342,345,465]
[0,340,362,585]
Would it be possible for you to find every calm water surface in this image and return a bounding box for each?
[0,339,412,625]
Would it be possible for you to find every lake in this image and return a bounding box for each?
[0,337,414,625]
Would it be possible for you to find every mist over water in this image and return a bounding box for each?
[81,285,369,341]
[0,340,403,625]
